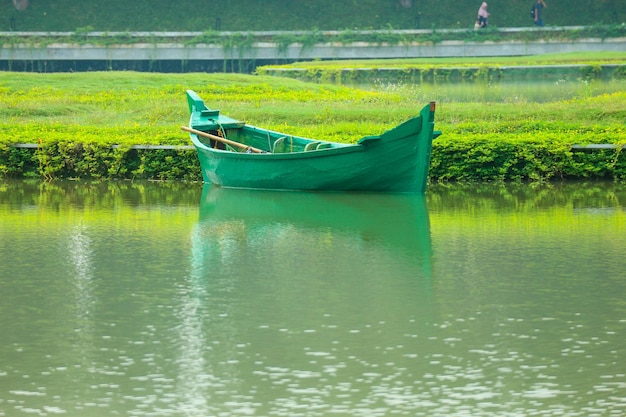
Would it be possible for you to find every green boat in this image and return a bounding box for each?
[183,90,441,193]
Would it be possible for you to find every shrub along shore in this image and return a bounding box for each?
[1,64,625,183]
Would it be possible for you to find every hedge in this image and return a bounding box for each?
[2,140,624,183]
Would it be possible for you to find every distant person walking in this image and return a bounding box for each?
[532,0,547,26]
[12,0,29,10]
[476,2,490,28]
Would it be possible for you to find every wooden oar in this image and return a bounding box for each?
[181,126,264,153]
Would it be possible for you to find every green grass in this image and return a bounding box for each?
[0,71,379,126]
[1,70,624,146]
[1,70,625,181]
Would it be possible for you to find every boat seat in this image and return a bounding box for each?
[316,143,332,150]
[304,142,321,151]
[200,109,220,117]
[273,137,288,153]
[192,121,245,131]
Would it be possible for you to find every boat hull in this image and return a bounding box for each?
[185,90,439,193]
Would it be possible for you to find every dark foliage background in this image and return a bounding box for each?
[2,0,625,32]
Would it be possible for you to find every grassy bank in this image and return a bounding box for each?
[1,70,625,182]
[257,51,626,72]
[257,52,626,85]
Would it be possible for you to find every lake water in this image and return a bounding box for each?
[369,78,626,103]
[1,180,625,417]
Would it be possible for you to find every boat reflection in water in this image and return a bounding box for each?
[174,185,434,416]
[194,184,433,281]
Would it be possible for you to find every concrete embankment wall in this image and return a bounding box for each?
[3,38,625,62]
[1,27,625,67]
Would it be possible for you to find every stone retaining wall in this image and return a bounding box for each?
[2,38,625,62]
